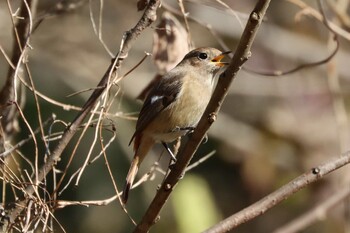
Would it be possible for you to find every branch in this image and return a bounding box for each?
[133,1,272,232]
[203,152,350,233]
[5,0,161,225]
[273,185,350,233]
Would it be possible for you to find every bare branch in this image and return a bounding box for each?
[203,152,350,233]
[273,186,350,233]
[243,36,339,76]
[287,0,350,40]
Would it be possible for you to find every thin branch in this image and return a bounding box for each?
[273,186,350,233]
[185,150,215,172]
[243,36,339,76]
[12,101,39,190]
[161,1,235,53]
[88,0,114,57]
[0,115,55,158]
[177,0,192,48]
[203,152,350,233]
[133,1,271,232]
[18,72,136,119]
[287,0,350,40]
[74,102,103,185]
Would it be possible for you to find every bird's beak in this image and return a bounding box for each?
[211,51,231,67]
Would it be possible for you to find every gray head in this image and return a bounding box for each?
[178,47,229,74]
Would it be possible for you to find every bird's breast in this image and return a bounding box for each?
[145,75,213,142]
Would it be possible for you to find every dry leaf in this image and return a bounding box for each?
[137,12,190,100]
[137,0,149,11]
[152,11,190,74]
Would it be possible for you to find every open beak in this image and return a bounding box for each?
[211,51,231,67]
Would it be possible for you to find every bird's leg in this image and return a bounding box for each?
[162,142,177,162]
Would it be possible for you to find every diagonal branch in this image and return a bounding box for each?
[6,0,161,225]
[273,185,350,233]
[133,1,272,232]
[203,152,350,233]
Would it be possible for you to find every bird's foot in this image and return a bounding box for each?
[202,134,208,144]
[162,142,177,162]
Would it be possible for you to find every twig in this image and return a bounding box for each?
[17,73,136,119]
[133,1,271,232]
[74,101,103,185]
[88,0,113,57]
[161,1,233,53]
[55,195,119,208]
[177,0,192,48]
[243,36,339,76]
[118,52,152,81]
[213,0,244,29]
[203,152,350,233]
[273,186,350,233]
[5,0,161,225]
[287,0,350,40]
[0,115,55,158]
[65,86,105,98]
[12,101,39,188]
[185,150,215,172]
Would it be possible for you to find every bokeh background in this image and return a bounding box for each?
[1,0,350,232]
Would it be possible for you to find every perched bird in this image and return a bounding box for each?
[122,47,230,203]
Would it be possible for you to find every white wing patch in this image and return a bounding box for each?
[150,95,164,104]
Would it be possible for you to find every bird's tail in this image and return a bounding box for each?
[122,135,154,204]
[122,156,139,204]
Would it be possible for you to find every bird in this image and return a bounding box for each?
[122,47,230,203]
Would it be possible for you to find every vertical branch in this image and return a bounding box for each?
[133,1,272,232]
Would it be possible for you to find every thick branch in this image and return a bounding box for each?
[133,1,272,232]
[6,0,161,224]
[203,152,350,233]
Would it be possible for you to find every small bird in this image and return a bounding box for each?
[122,47,230,203]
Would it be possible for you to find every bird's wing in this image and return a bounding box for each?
[129,72,183,145]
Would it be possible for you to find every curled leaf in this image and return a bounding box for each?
[137,0,149,11]
[152,11,190,74]
[137,12,190,100]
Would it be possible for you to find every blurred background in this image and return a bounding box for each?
[1,0,350,232]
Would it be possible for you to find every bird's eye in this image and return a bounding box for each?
[198,52,208,60]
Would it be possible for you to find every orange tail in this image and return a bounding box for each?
[122,135,154,204]
[122,156,139,204]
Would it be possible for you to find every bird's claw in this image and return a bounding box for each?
[202,134,208,144]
